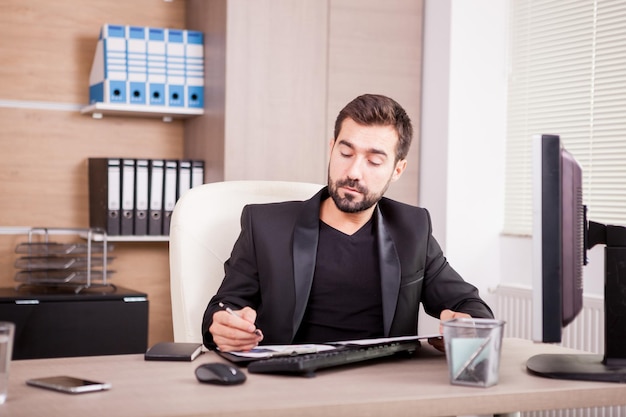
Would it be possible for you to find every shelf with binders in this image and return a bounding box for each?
[81,102,204,123]
[88,158,205,240]
[85,25,206,123]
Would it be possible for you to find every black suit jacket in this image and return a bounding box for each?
[202,187,493,349]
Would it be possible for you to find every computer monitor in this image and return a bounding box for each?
[527,134,626,382]
[531,134,584,343]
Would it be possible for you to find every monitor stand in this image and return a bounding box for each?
[527,225,626,383]
[526,353,626,383]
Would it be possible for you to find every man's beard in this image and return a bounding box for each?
[328,177,389,213]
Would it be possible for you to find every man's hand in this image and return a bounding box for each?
[209,306,263,352]
[427,309,472,352]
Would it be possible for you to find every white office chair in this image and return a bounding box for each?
[168,180,324,343]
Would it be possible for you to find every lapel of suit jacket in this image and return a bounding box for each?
[290,188,324,340]
[374,205,402,336]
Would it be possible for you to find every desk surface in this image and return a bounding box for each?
[2,338,626,417]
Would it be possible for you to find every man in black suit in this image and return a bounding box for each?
[203,94,493,352]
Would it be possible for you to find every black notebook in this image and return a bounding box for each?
[144,342,203,362]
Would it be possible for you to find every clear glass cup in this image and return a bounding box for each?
[0,322,15,404]
[442,318,505,387]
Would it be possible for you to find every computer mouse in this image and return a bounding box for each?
[195,362,247,385]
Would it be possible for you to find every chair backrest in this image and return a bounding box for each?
[168,180,324,343]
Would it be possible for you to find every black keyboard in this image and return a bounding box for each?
[246,339,420,376]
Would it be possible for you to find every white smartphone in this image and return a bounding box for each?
[26,375,112,394]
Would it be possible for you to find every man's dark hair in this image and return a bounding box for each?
[333,94,413,162]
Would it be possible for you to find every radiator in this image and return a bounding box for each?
[492,285,625,417]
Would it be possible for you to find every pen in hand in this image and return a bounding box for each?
[219,302,262,336]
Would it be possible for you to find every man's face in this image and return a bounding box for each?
[327,118,407,213]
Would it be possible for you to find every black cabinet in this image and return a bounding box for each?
[0,285,148,360]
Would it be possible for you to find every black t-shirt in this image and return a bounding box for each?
[293,218,384,343]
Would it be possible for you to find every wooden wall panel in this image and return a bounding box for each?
[0,0,187,346]
[222,0,329,184]
[327,0,423,205]
[185,0,228,183]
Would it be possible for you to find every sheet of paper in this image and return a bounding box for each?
[224,344,336,359]
[330,334,442,346]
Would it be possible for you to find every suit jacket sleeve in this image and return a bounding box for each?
[201,201,304,349]
[202,204,262,349]
[419,210,494,319]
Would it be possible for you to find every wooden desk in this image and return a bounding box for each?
[2,338,626,417]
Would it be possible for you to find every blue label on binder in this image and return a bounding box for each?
[186,31,203,44]
[187,86,204,108]
[128,26,146,39]
[149,28,165,41]
[129,82,147,104]
[102,24,126,39]
[168,29,184,43]
[108,80,127,103]
[149,84,166,105]
[167,85,184,107]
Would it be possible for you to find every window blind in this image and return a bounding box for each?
[504,0,626,236]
